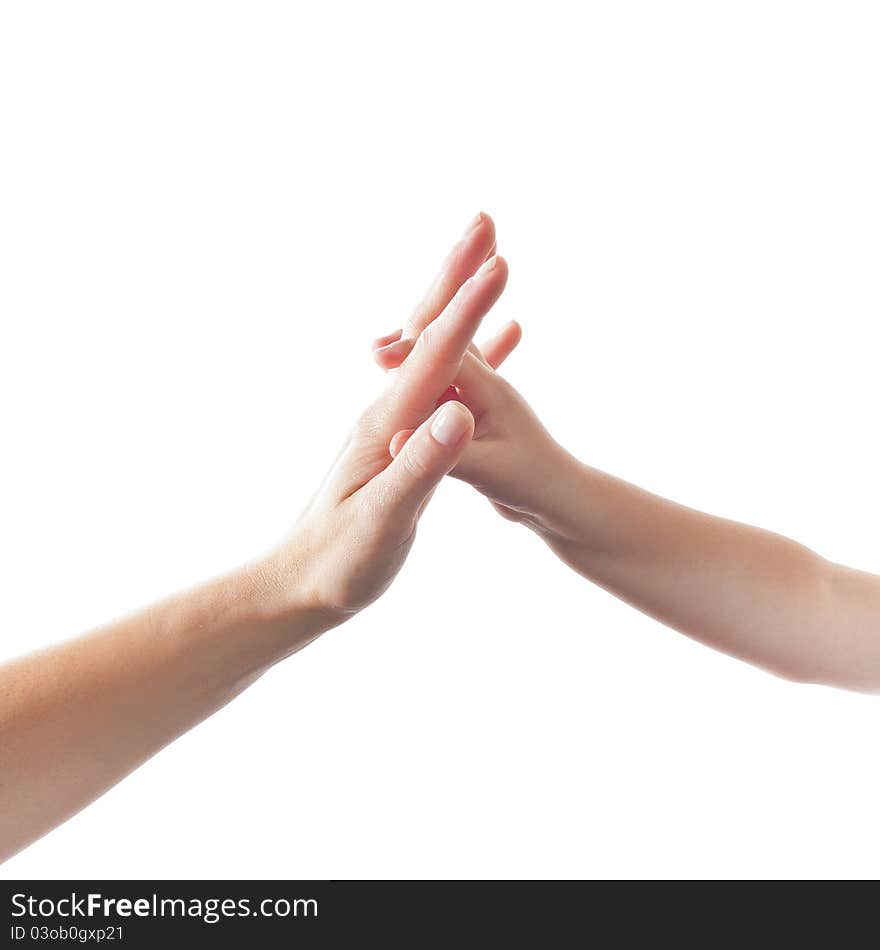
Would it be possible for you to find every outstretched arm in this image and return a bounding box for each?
[373,252,880,693]
[523,450,880,691]
[0,567,332,863]
[0,216,507,862]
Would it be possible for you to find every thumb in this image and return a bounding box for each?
[370,401,474,525]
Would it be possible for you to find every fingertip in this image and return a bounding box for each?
[481,317,522,370]
[505,318,522,345]
[468,255,509,313]
[373,348,398,370]
[372,329,403,350]
[458,212,496,262]
[474,253,509,286]
[430,400,474,448]
[374,337,414,369]
[462,210,494,238]
[389,428,414,458]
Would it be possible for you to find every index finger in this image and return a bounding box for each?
[388,255,508,432]
[404,212,497,339]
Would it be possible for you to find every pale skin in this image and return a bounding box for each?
[0,215,508,862]
[4,214,878,866]
[375,213,880,693]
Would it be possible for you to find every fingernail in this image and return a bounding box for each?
[431,403,470,447]
[376,338,413,359]
[372,329,402,350]
[461,211,486,238]
[474,254,498,278]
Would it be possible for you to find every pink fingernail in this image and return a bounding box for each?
[372,329,402,350]
[431,403,470,447]
[375,339,413,362]
[474,254,498,278]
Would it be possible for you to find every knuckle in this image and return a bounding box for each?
[400,442,434,481]
[414,324,460,369]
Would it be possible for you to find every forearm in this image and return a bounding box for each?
[528,450,880,691]
[0,214,499,863]
[0,555,335,862]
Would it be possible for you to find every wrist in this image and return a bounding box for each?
[248,544,349,647]
[498,440,589,543]
[172,550,345,691]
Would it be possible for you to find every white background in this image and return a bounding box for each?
[2,2,879,879]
